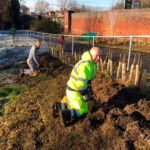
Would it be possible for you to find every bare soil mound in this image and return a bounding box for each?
[39,53,72,77]
[0,54,150,150]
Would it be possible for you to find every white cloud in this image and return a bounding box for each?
[25,0,36,12]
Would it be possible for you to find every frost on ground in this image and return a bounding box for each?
[0,35,48,86]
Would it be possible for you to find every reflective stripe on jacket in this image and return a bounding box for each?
[67,51,97,95]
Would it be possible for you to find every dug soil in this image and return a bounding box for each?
[0,53,150,150]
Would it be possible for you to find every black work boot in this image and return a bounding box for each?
[52,102,71,118]
[59,109,79,127]
[59,110,71,127]
[20,73,25,78]
[52,102,61,118]
[20,69,25,78]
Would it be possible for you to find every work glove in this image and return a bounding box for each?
[37,64,40,69]
[82,88,93,102]
[87,83,92,94]
[83,92,91,102]
[83,94,90,102]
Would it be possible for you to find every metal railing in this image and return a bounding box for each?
[0,30,150,72]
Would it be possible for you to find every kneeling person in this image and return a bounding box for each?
[53,47,102,126]
[21,39,41,77]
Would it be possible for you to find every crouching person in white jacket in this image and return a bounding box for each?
[21,39,41,77]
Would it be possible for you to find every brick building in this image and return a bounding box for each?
[44,11,64,25]
[64,9,150,36]
[27,12,36,17]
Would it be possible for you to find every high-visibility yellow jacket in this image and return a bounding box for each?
[67,51,97,95]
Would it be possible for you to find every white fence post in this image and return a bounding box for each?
[72,35,74,56]
[127,36,133,71]
[43,33,44,43]
[49,34,51,45]
[93,36,95,47]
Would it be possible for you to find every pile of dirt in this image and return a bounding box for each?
[39,53,72,77]
[0,54,150,150]
[90,74,150,149]
[11,53,72,86]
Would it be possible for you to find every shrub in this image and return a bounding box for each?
[30,19,61,34]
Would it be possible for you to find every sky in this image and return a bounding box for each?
[25,0,120,12]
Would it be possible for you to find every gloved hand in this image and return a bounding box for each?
[37,64,40,69]
[87,87,92,95]
[88,101,94,112]
[83,94,90,102]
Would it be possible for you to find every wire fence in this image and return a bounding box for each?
[0,30,150,74]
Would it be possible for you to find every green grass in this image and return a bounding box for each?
[55,44,63,52]
[28,74,50,82]
[125,83,135,88]
[100,71,111,79]
[0,84,28,116]
[0,84,28,101]
[0,109,3,116]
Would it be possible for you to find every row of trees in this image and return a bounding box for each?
[0,0,32,29]
[2,0,150,32]
[0,0,78,31]
[57,0,105,12]
[0,0,61,33]
[34,0,95,15]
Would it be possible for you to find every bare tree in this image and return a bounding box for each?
[81,4,92,12]
[35,0,49,15]
[19,0,25,4]
[70,0,87,12]
[57,0,74,11]
[113,0,124,10]
[20,4,29,14]
[70,0,78,10]
[0,0,9,14]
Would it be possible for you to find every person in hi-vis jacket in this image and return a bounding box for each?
[52,47,102,126]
